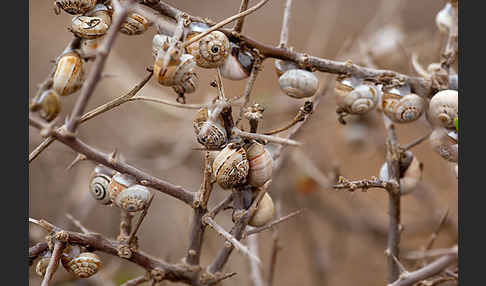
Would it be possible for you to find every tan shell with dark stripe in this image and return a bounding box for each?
[246,142,273,187]
[213,144,249,189]
[53,52,84,96]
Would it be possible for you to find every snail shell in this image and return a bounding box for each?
[219,42,254,80]
[120,12,150,35]
[246,142,273,187]
[61,244,82,266]
[428,89,458,128]
[335,79,378,114]
[249,193,275,227]
[186,31,230,68]
[154,54,197,88]
[64,252,102,278]
[53,51,85,96]
[35,251,52,277]
[278,69,319,99]
[89,165,116,205]
[30,89,61,122]
[379,154,423,195]
[70,15,110,39]
[80,36,104,55]
[85,4,112,27]
[114,184,150,212]
[55,0,97,15]
[429,128,458,162]
[213,143,250,189]
[382,88,425,123]
[436,3,454,33]
[193,107,227,149]
[108,173,137,202]
[274,59,299,78]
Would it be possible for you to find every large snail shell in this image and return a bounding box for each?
[114,184,150,212]
[65,252,102,278]
[278,69,319,99]
[219,42,254,80]
[120,12,150,35]
[213,143,250,189]
[35,252,52,277]
[429,128,458,162]
[30,89,61,122]
[193,108,227,149]
[108,173,137,202]
[53,51,85,96]
[336,80,378,114]
[382,90,425,123]
[274,60,299,78]
[246,142,273,187]
[428,89,458,128]
[89,165,115,205]
[70,15,109,39]
[55,0,97,15]
[249,193,275,227]
[436,3,454,33]
[186,31,230,68]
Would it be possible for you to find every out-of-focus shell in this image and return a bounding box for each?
[219,42,254,80]
[89,165,116,205]
[436,3,454,33]
[120,12,150,35]
[213,143,249,189]
[379,155,423,195]
[428,89,458,128]
[246,142,273,187]
[114,184,150,212]
[80,36,104,55]
[429,128,458,162]
[53,51,85,96]
[108,173,137,202]
[186,31,230,68]
[278,69,319,99]
[35,251,52,277]
[30,89,61,122]
[55,0,97,15]
[249,193,275,227]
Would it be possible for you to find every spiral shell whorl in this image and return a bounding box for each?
[278,69,319,99]
[193,108,227,149]
[65,252,102,278]
[246,142,273,187]
[115,185,150,212]
[187,31,230,68]
[383,92,425,123]
[56,0,97,15]
[428,90,458,128]
[213,144,250,189]
[89,174,111,205]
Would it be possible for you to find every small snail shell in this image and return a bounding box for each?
[274,59,299,78]
[64,252,102,278]
[53,51,85,96]
[55,0,97,15]
[335,79,378,114]
[428,89,458,128]
[436,3,454,33]
[379,154,423,195]
[35,252,52,277]
[172,71,199,94]
[61,244,82,266]
[70,15,109,39]
[429,128,458,163]
[246,142,273,187]
[154,54,197,87]
[89,165,116,205]
[219,42,255,80]
[193,107,227,149]
[120,12,150,35]
[249,193,275,227]
[278,69,319,99]
[108,173,137,202]
[80,36,104,55]
[30,89,61,122]
[186,31,230,68]
[114,184,150,212]
[85,4,112,27]
[382,88,425,123]
[213,143,250,189]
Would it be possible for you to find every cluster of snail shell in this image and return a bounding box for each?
[89,164,151,212]
[275,60,319,99]
[379,151,423,195]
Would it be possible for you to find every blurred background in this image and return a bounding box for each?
[29,0,458,285]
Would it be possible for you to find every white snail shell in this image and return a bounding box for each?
[64,252,102,278]
[108,173,137,202]
[278,69,319,99]
[114,184,150,212]
[120,12,150,35]
[274,59,299,78]
[186,31,230,68]
[89,165,116,205]
[436,3,454,33]
[379,155,423,195]
[213,143,250,189]
[429,128,458,163]
[70,15,110,39]
[246,142,273,187]
[55,0,97,15]
[53,51,85,96]
[249,193,275,227]
[219,42,254,80]
[428,89,458,128]
[193,108,227,149]
[85,4,112,26]
[382,89,425,123]
[335,79,378,114]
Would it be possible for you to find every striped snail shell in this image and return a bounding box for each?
[70,15,110,39]
[186,31,230,68]
[213,143,250,189]
[61,244,82,266]
[85,4,112,26]
[154,53,197,88]
[335,78,378,115]
[30,89,61,122]
[382,87,425,123]
[108,173,137,202]
[249,192,275,227]
[274,59,298,78]
[120,12,150,35]
[55,0,97,15]
[152,34,173,59]
[246,141,273,187]
[379,152,423,195]
[89,165,116,205]
[428,89,458,129]
[53,51,85,97]
[219,42,255,80]
[114,184,150,212]
[429,128,458,163]
[35,251,52,277]
[278,69,319,99]
[64,252,102,278]
[193,107,227,149]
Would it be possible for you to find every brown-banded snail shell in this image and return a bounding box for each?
[70,15,110,39]
[274,59,299,78]
[278,69,319,99]
[382,87,425,123]
[35,251,52,277]
[55,0,97,15]
[335,78,378,115]
[186,31,230,69]
[249,192,275,227]
[114,184,150,212]
[63,251,102,278]
[53,51,85,96]
[193,107,227,149]
[89,165,116,205]
[246,142,273,187]
[429,128,458,163]
[30,89,61,122]
[61,244,82,266]
[213,143,250,189]
[428,89,458,129]
[154,53,197,89]
[108,173,137,202]
[379,152,423,195]
[219,42,255,80]
[120,12,151,35]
